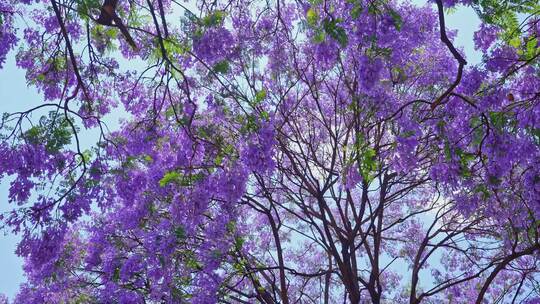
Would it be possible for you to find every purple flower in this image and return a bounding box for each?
[193,27,236,65]
[0,5,18,68]
[486,46,518,72]
[474,24,500,52]
[241,121,276,174]
[358,55,383,91]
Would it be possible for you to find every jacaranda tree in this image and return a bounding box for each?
[0,0,539,302]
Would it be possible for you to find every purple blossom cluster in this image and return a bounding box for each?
[193,26,236,65]
[241,120,276,174]
[0,2,18,68]
[357,55,383,92]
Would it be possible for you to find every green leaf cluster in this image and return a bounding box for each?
[472,0,540,53]
[175,225,186,240]
[387,8,403,31]
[304,9,348,47]
[359,147,377,181]
[24,111,74,153]
[306,8,318,27]
[488,111,517,132]
[322,18,348,47]
[348,136,379,182]
[76,0,102,21]
[214,144,235,166]
[455,149,475,178]
[202,10,227,27]
[159,171,205,187]
[213,60,230,74]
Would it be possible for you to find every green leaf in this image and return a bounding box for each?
[73,293,93,304]
[185,254,202,270]
[322,18,348,47]
[488,111,508,130]
[143,154,153,163]
[351,4,362,19]
[113,266,121,282]
[227,220,237,233]
[241,115,260,133]
[175,225,186,240]
[76,0,101,21]
[160,171,205,187]
[445,6,458,15]
[81,150,93,163]
[105,27,118,39]
[388,9,403,31]
[202,10,226,27]
[25,126,42,144]
[312,28,326,43]
[163,37,189,56]
[233,258,247,272]
[159,171,182,187]
[531,127,540,146]
[260,111,270,121]
[224,144,235,155]
[473,184,490,200]
[24,112,74,153]
[525,37,539,59]
[214,153,224,166]
[470,116,484,146]
[443,141,452,161]
[509,36,521,48]
[254,89,267,105]
[455,148,475,178]
[357,147,378,181]
[306,8,318,26]
[234,236,245,251]
[213,60,230,74]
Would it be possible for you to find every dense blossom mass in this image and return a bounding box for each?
[0,0,539,303]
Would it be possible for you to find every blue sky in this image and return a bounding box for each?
[0,0,482,298]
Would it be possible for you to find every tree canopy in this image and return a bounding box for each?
[0,0,539,303]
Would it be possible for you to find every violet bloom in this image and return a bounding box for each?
[193,26,235,65]
[241,121,276,174]
[343,166,362,190]
[358,55,383,91]
[486,46,518,72]
[314,39,339,68]
[473,24,500,52]
[0,4,18,68]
